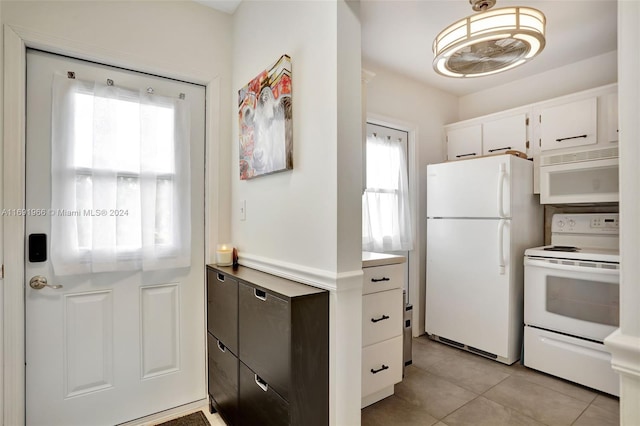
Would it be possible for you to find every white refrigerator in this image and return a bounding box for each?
[425,154,542,364]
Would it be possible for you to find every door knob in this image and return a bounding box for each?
[29,275,63,290]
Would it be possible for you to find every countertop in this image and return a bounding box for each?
[362,251,406,268]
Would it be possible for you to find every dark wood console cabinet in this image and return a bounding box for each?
[206,265,329,426]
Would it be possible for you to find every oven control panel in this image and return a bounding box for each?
[552,213,619,234]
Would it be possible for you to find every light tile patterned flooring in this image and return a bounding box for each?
[362,336,620,426]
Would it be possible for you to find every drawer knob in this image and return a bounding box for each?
[371,365,389,374]
[254,374,269,392]
[216,273,225,282]
[371,277,390,283]
[217,340,226,353]
[254,288,267,301]
[371,314,390,323]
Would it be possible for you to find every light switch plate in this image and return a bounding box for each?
[240,200,246,221]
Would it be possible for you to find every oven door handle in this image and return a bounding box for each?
[525,257,619,276]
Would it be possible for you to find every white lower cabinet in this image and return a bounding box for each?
[361,256,405,408]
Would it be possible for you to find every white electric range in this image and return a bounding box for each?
[523,213,620,396]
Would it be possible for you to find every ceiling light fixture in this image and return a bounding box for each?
[433,0,546,78]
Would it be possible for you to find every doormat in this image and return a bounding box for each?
[156,411,210,426]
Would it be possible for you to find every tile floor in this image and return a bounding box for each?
[362,335,620,426]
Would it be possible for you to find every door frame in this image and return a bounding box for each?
[365,113,422,336]
[2,25,222,425]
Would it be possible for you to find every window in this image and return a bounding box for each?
[50,75,191,275]
[362,132,413,252]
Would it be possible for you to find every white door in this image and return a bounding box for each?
[25,50,206,425]
[426,218,511,358]
[426,155,512,219]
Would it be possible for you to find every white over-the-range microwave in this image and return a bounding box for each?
[539,145,619,204]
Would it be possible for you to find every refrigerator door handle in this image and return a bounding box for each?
[498,219,506,275]
[497,163,507,218]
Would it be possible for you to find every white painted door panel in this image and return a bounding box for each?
[482,113,528,156]
[446,124,482,161]
[25,50,206,425]
[426,218,511,359]
[426,155,512,218]
[539,97,597,151]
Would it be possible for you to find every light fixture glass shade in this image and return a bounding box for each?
[433,6,546,78]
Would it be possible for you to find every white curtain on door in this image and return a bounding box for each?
[50,74,191,275]
[362,133,413,252]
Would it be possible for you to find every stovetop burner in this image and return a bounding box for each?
[543,246,580,252]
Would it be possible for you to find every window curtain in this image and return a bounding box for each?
[362,134,413,252]
[50,74,191,275]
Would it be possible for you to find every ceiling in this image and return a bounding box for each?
[362,0,617,96]
[196,0,618,97]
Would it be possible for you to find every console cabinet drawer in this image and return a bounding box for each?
[239,361,289,426]
[208,333,238,426]
[362,289,403,347]
[207,268,238,354]
[362,263,403,295]
[239,282,290,400]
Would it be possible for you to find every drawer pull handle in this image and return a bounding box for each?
[216,273,225,283]
[555,134,587,142]
[254,374,269,392]
[254,289,267,301]
[217,340,226,353]
[456,153,477,158]
[371,314,390,323]
[488,146,511,153]
[371,277,390,283]
[371,365,389,374]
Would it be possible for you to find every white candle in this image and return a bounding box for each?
[216,244,233,266]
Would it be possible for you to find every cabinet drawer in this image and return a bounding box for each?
[207,268,238,354]
[239,361,289,426]
[363,263,403,295]
[238,282,290,400]
[208,333,238,426]
[362,335,403,398]
[362,289,403,347]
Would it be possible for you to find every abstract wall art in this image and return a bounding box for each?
[238,54,292,180]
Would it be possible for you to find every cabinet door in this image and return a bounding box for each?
[239,362,289,426]
[208,334,238,426]
[446,124,481,161]
[482,113,528,156]
[539,97,597,151]
[239,282,290,400]
[207,269,239,355]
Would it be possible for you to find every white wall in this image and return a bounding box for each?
[1,1,232,424]
[231,1,363,424]
[604,1,640,424]
[362,61,458,335]
[459,50,618,120]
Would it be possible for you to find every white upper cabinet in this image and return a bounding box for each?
[446,124,482,161]
[538,97,598,151]
[482,113,528,156]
